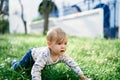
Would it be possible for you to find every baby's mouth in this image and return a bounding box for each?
[60,50,65,52]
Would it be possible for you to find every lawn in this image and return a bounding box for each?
[0,34,120,80]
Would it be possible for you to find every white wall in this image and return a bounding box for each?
[9,0,84,34]
[9,0,25,33]
[58,8,103,38]
[9,0,41,34]
[30,9,103,38]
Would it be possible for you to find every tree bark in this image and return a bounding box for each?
[42,0,52,35]
[18,0,27,34]
[0,0,4,14]
[43,12,49,35]
[38,0,55,35]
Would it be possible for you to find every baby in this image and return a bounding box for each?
[11,27,90,80]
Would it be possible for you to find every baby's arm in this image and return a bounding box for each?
[61,54,89,80]
[31,56,46,80]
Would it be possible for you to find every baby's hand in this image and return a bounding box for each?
[81,77,92,80]
[87,78,92,80]
[79,74,92,80]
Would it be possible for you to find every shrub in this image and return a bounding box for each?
[0,19,9,34]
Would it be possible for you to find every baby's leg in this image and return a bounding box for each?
[11,49,34,71]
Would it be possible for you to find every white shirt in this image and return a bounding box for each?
[31,47,83,80]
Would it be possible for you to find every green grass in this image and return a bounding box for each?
[0,34,120,80]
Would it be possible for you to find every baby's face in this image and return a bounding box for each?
[49,39,67,56]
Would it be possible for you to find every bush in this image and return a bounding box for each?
[0,19,9,34]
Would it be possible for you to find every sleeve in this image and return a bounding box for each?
[61,54,83,75]
[31,54,46,80]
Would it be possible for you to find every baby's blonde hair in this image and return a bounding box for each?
[46,27,67,43]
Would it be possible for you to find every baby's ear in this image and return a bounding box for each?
[47,41,52,47]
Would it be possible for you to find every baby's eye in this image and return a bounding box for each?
[65,42,67,45]
[58,43,61,45]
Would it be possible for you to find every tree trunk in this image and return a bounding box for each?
[39,0,54,35]
[42,0,51,35]
[0,0,4,14]
[18,0,27,34]
[43,12,49,35]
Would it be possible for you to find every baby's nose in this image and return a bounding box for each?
[61,44,66,48]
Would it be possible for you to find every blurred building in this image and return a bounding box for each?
[54,0,119,38]
[73,0,119,38]
[9,0,120,38]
